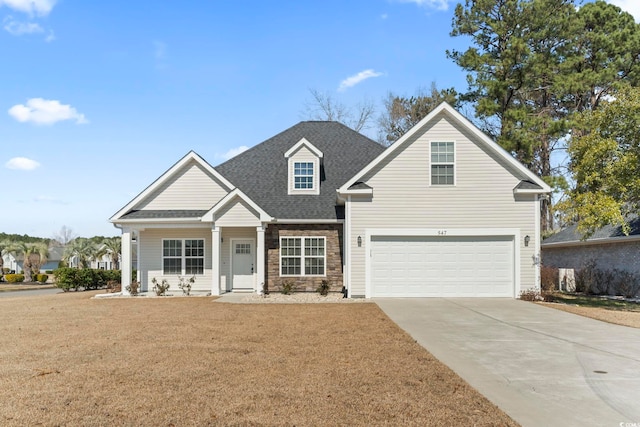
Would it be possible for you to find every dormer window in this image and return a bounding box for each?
[294,162,314,189]
[284,138,323,195]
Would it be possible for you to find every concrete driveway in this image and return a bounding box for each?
[375,298,640,427]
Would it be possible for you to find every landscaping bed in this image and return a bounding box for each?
[0,291,517,426]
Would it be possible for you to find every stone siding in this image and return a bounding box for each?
[265,224,344,293]
[542,240,640,275]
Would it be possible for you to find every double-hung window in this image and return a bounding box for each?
[163,239,205,275]
[431,141,455,185]
[280,237,325,276]
[294,162,314,189]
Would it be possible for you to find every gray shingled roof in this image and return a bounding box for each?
[515,180,543,190]
[215,121,385,220]
[543,217,640,244]
[120,210,208,220]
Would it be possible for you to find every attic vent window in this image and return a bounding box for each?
[294,162,314,189]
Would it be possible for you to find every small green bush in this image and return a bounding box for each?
[4,274,25,283]
[281,280,296,295]
[35,274,49,283]
[2,268,10,274]
[45,270,53,274]
[54,268,116,291]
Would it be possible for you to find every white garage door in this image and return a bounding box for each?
[371,235,514,297]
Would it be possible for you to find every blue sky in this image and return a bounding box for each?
[1,0,637,239]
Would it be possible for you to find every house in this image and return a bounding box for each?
[110,103,550,298]
[2,245,64,274]
[541,217,640,276]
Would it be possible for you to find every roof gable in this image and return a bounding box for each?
[216,121,385,220]
[339,103,551,194]
[202,188,272,223]
[284,137,323,159]
[111,151,234,222]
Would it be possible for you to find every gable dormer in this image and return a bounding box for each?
[284,137,323,195]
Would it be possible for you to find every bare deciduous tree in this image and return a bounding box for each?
[302,88,375,133]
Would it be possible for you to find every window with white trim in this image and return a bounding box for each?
[163,239,205,275]
[294,162,314,189]
[431,141,455,185]
[280,237,325,276]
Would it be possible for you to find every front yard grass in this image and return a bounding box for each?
[0,291,517,426]
[540,292,640,329]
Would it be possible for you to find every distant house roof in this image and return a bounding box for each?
[542,217,640,247]
[215,121,385,221]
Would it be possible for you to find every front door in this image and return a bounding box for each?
[232,240,254,291]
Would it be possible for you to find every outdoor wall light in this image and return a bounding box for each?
[524,235,530,247]
[357,236,362,247]
[221,237,224,243]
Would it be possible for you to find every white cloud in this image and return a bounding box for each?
[5,157,40,171]
[8,98,88,125]
[396,0,453,11]
[608,0,640,22]
[44,29,54,42]
[220,145,249,160]
[3,17,43,35]
[338,69,384,92]
[0,0,56,16]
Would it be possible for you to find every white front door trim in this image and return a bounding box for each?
[230,238,256,291]
[364,228,521,298]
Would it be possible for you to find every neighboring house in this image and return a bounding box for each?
[541,218,640,276]
[110,103,550,298]
[2,246,64,273]
[90,248,121,270]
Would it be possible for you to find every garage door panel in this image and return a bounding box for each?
[371,235,514,297]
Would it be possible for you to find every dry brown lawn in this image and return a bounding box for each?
[540,302,640,328]
[0,291,517,426]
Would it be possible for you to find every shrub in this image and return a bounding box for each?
[35,274,49,283]
[519,289,541,301]
[540,266,558,292]
[126,281,140,296]
[2,268,9,274]
[45,270,53,274]
[281,280,296,295]
[4,274,25,283]
[178,276,195,296]
[611,269,640,299]
[106,280,121,293]
[152,278,170,296]
[317,279,331,296]
[53,268,114,292]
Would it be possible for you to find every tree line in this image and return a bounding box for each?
[304,0,640,237]
[0,227,121,282]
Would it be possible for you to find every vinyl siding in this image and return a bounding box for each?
[138,228,213,293]
[348,114,537,297]
[288,146,320,195]
[215,197,261,227]
[138,160,230,210]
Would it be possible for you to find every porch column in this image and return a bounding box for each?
[121,228,132,295]
[256,225,265,294]
[211,226,221,295]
